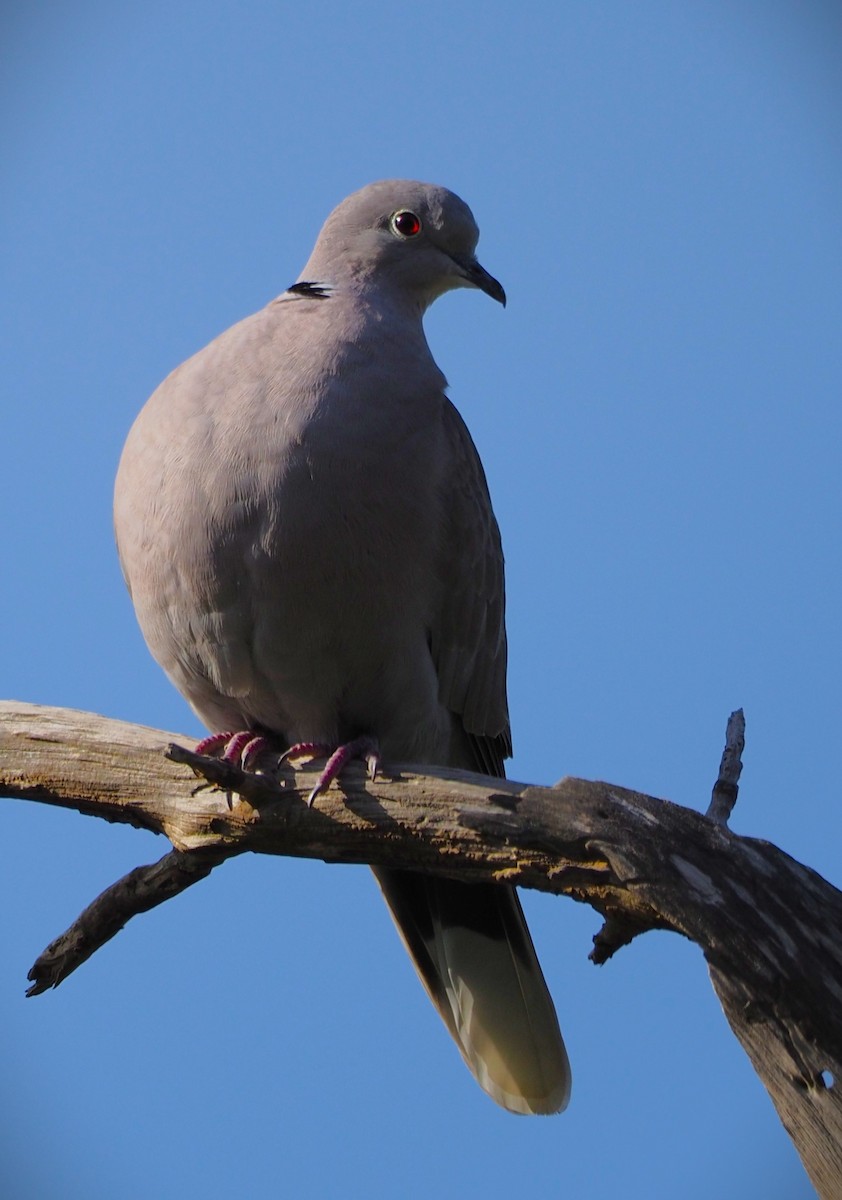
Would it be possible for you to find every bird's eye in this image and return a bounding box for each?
[391,210,422,238]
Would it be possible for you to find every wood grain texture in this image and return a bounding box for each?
[2,700,840,1196]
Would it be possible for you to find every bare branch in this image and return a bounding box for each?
[2,699,842,1197]
[707,707,746,826]
[26,847,229,995]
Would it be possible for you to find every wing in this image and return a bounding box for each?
[377,399,572,1113]
[430,399,512,777]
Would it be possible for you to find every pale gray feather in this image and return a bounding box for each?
[114,179,571,1113]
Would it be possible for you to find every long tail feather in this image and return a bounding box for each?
[373,867,571,1114]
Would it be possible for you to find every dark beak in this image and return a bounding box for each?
[451,254,507,307]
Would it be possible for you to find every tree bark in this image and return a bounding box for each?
[1,699,840,1197]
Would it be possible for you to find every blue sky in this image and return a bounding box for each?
[2,4,839,1197]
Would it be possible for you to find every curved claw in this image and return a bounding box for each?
[195,731,235,757]
[305,736,381,806]
[280,741,333,764]
[195,730,269,770]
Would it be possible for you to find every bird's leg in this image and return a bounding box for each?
[282,736,380,806]
[279,741,334,765]
[191,729,273,808]
[195,730,269,771]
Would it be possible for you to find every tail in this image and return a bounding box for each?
[373,867,571,1114]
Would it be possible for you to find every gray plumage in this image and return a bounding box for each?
[114,179,571,1114]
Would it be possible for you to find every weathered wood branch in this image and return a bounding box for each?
[1,699,840,1197]
[24,846,229,997]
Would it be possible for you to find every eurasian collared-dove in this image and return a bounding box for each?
[114,180,571,1114]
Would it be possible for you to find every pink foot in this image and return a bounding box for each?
[280,741,334,765]
[195,730,269,771]
[282,737,380,806]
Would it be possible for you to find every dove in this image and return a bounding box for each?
[114,180,571,1114]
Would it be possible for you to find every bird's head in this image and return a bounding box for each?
[300,179,506,312]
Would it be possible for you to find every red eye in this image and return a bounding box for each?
[391,210,422,238]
